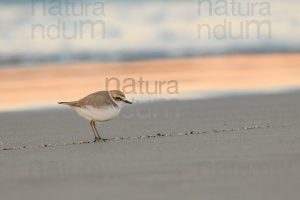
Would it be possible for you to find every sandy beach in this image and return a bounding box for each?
[1,0,300,198]
[1,92,300,200]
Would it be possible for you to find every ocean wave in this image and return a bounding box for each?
[0,0,299,66]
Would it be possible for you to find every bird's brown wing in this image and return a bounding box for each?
[76,91,116,108]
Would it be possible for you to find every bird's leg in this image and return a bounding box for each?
[92,121,107,141]
[92,120,100,139]
[90,120,98,142]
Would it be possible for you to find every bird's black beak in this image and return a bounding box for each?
[123,99,132,104]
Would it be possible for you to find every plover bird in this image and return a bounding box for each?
[58,90,132,142]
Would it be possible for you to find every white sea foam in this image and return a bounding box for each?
[0,0,299,66]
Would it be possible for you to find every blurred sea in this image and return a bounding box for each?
[0,0,299,67]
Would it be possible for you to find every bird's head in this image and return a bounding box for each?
[110,90,132,105]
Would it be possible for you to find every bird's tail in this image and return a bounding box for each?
[58,101,76,106]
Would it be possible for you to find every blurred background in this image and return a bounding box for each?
[0,0,300,111]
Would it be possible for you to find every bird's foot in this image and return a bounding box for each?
[99,138,108,142]
[94,138,108,142]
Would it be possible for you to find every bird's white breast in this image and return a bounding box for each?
[74,105,120,122]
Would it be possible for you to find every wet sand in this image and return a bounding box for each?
[1,92,300,200]
[1,53,300,111]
